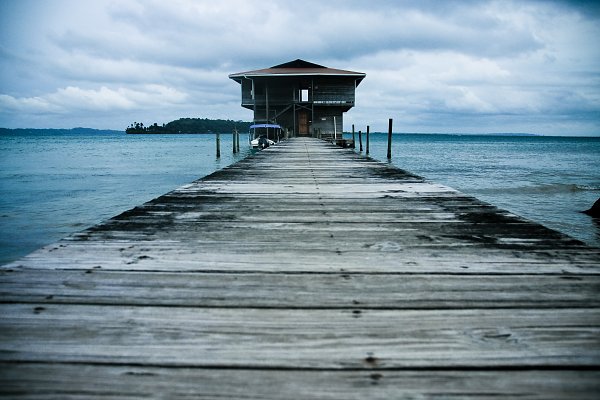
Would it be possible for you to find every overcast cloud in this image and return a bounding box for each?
[1,0,599,134]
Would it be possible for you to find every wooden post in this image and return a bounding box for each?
[216,133,221,158]
[366,125,370,155]
[352,124,355,149]
[387,118,393,160]
[232,130,237,154]
[358,130,363,152]
[333,116,337,140]
[236,129,240,153]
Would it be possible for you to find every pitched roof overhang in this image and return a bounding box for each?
[229,59,366,86]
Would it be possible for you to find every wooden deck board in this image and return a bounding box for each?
[10,242,599,274]
[2,364,600,400]
[1,137,599,397]
[2,305,600,368]
[2,269,600,309]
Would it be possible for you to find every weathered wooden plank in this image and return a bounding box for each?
[2,269,600,309]
[8,240,599,274]
[183,181,459,194]
[2,305,599,368]
[1,363,599,399]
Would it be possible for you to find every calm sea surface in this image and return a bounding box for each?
[365,132,600,249]
[1,131,599,264]
[0,132,252,264]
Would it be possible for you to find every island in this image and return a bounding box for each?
[125,118,252,134]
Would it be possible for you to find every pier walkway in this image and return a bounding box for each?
[2,137,600,398]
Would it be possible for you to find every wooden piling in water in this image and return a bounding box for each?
[216,133,221,158]
[352,124,356,148]
[366,125,370,155]
[234,129,240,153]
[387,118,393,159]
[232,131,237,154]
[358,130,363,152]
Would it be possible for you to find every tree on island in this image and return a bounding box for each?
[126,118,251,134]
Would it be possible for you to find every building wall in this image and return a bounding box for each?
[241,79,253,107]
[237,76,356,136]
[312,107,344,137]
[313,78,355,105]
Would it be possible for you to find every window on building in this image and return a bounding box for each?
[300,89,309,102]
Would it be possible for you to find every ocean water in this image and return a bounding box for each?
[359,132,600,249]
[1,131,599,264]
[0,131,251,264]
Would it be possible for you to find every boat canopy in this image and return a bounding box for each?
[250,124,281,130]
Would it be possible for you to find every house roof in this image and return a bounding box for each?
[229,59,366,84]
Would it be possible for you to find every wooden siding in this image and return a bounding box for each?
[313,79,356,104]
[238,76,356,107]
[240,78,253,107]
[1,138,599,398]
[312,107,344,136]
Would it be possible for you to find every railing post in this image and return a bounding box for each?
[387,118,393,160]
[366,125,370,156]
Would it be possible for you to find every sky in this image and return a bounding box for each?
[1,0,599,135]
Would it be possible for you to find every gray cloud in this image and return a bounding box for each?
[0,0,598,134]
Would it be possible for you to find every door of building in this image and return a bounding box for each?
[298,111,309,136]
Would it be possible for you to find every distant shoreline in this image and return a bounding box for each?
[0,128,124,135]
[126,131,232,135]
[0,128,232,135]
[1,127,599,138]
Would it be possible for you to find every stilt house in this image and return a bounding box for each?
[229,59,366,138]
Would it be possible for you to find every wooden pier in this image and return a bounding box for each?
[1,137,600,398]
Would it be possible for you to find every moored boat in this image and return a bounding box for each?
[249,124,281,149]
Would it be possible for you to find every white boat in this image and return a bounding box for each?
[249,124,281,149]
